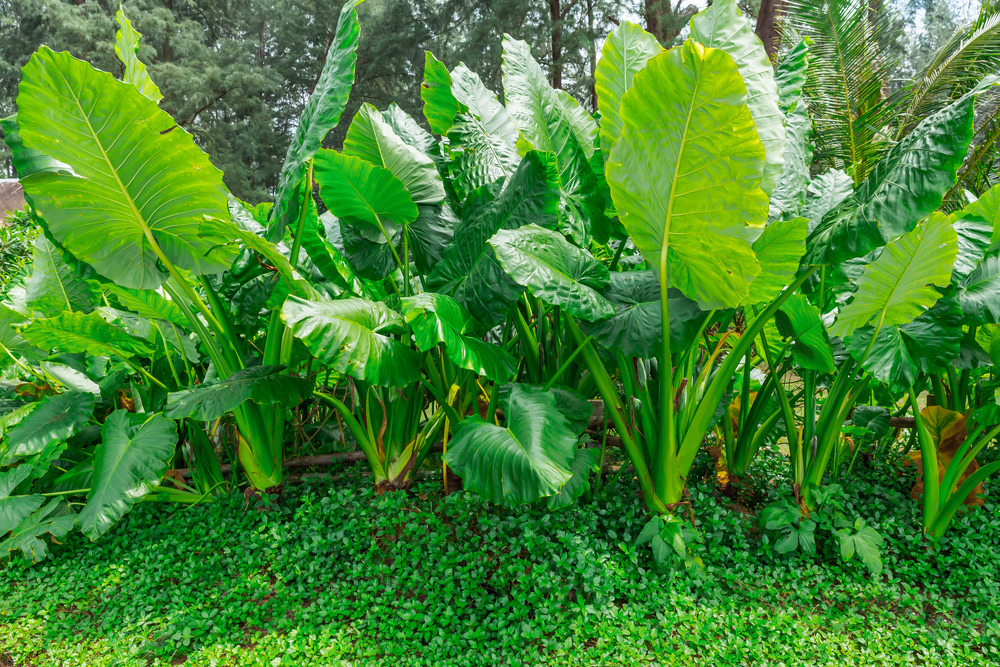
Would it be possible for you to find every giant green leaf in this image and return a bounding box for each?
[0,498,75,563]
[805,79,998,265]
[313,149,418,234]
[581,271,704,359]
[427,152,560,326]
[775,295,836,374]
[951,216,992,282]
[0,114,75,180]
[444,383,578,504]
[830,214,957,338]
[690,0,785,195]
[103,284,190,329]
[400,293,517,381]
[546,448,600,510]
[24,236,97,317]
[0,305,43,367]
[23,311,154,359]
[269,0,362,239]
[606,41,766,309]
[281,296,420,387]
[801,169,854,227]
[165,366,313,422]
[16,48,236,289]
[774,38,809,114]
[114,6,162,103]
[957,251,1000,324]
[770,106,812,219]
[78,410,176,540]
[2,392,95,457]
[344,103,445,205]
[747,217,808,304]
[595,22,662,158]
[963,181,1000,242]
[0,466,44,535]
[489,225,614,322]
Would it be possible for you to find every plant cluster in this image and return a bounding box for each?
[1,0,999,577]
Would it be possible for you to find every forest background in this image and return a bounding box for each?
[0,0,982,202]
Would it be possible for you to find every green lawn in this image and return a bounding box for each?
[2,454,999,666]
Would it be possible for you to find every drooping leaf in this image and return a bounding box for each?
[344,103,445,205]
[41,361,101,397]
[595,22,662,158]
[581,272,704,359]
[489,225,614,322]
[951,215,992,281]
[281,296,420,387]
[165,366,313,422]
[400,293,516,382]
[770,106,813,219]
[24,236,96,317]
[0,498,75,563]
[606,41,765,309]
[774,38,810,113]
[747,217,808,304]
[775,295,836,374]
[313,149,418,234]
[831,214,957,338]
[0,467,44,535]
[269,0,362,239]
[2,392,95,457]
[546,448,600,510]
[16,47,235,289]
[23,310,154,359]
[421,51,464,134]
[444,384,578,504]
[409,204,460,278]
[78,410,177,540]
[958,250,1000,324]
[690,0,785,195]
[114,6,162,102]
[805,79,998,265]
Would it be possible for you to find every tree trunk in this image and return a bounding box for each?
[644,0,698,45]
[755,0,785,59]
[550,0,563,89]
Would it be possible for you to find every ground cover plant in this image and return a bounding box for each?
[2,0,1000,662]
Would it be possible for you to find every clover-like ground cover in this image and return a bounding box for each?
[2,448,998,667]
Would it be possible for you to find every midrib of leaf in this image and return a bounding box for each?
[870,227,925,339]
[41,243,74,312]
[89,414,159,512]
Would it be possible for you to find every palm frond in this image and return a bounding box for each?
[784,0,901,185]
[898,10,1000,137]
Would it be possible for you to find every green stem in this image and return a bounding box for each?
[909,385,940,532]
[288,159,313,270]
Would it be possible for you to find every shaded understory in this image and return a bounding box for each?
[1,450,999,666]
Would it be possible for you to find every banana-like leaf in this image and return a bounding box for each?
[774,38,809,113]
[78,410,176,540]
[690,0,785,195]
[595,22,662,158]
[502,36,597,160]
[421,51,464,134]
[16,48,235,289]
[24,236,97,317]
[165,366,313,422]
[2,392,95,457]
[114,6,162,102]
[581,272,704,359]
[805,79,998,265]
[489,225,614,322]
[747,217,808,304]
[400,293,517,382]
[281,296,420,387]
[801,169,854,228]
[830,214,957,338]
[957,251,1000,324]
[313,149,418,234]
[775,295,836,374]
[0,467,44,535]
[951,216,992,282]
[344,103,445,205]
[269,0,362,239]
[546,448,600,510]
[444,383,578,504]
[846,298,964,390]
[607,41,765,309]
[427,152,560,326]
[23,310,155,359]
[0,498,75,562]
[770,106,812,220]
